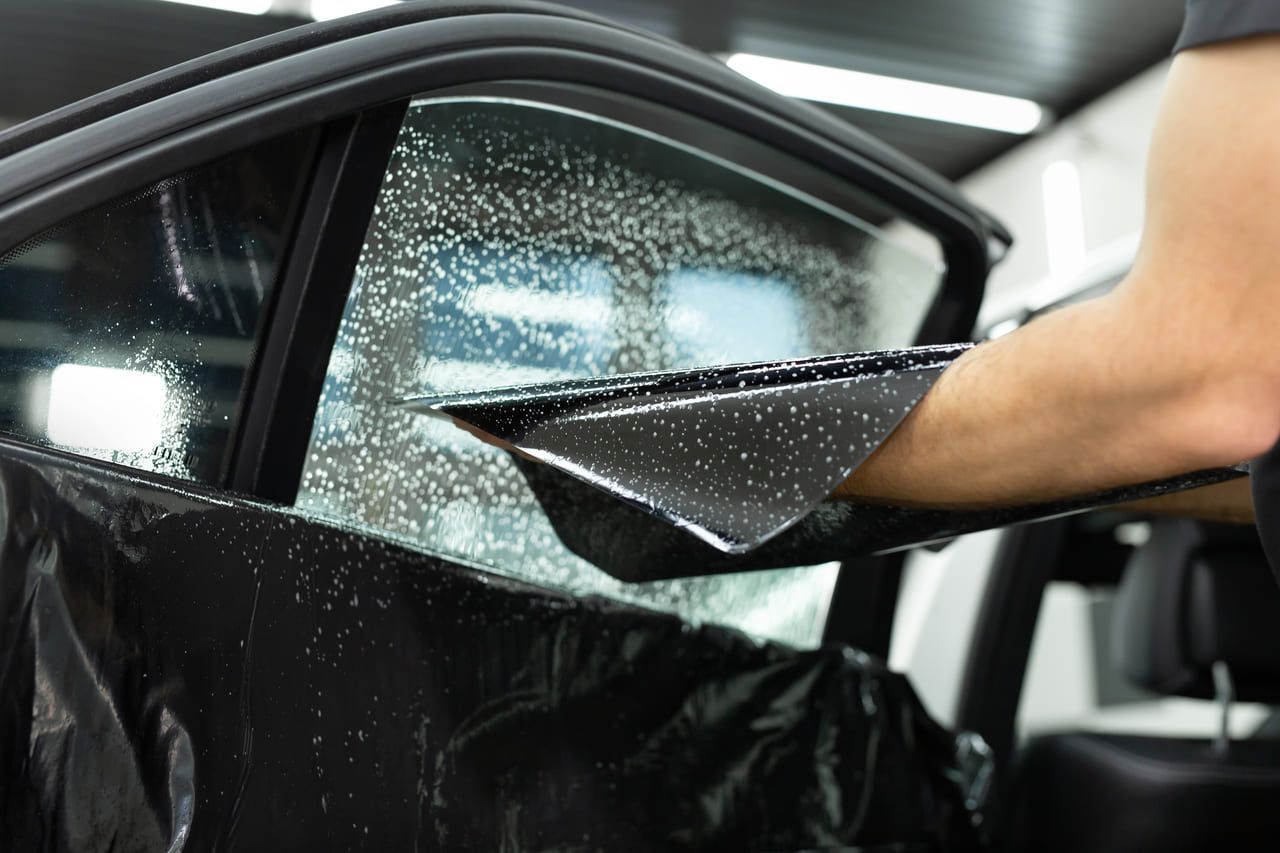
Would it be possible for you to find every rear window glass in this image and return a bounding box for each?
[0,129,315,482]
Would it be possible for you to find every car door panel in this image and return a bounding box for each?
[0,439,988,850]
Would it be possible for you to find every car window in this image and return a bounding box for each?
[0,129,315,483]
[295,96,947,646]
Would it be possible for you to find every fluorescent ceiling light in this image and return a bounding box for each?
[1042,159,1086,281]
[47,365,167,452]
[725,53,1046,134]
[157,0,273,13]
[310,0,398,21]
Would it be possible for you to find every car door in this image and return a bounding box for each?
[0,5,1011,851]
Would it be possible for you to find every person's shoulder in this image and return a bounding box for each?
[1176,0,1280,53]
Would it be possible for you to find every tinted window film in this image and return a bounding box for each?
[297,98,945,647]
[0,130,315,482]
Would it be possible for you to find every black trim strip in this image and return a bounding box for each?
[228,102,408,501]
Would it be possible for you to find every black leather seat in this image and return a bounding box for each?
[1008,520,1280,852]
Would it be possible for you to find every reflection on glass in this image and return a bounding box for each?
[297,97,946,647]
[46,365,168,452]
[666,270,805,364]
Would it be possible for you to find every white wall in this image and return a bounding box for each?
[963,60,1171,326]
[890,530,1003,725]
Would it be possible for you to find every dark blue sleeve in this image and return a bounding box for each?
[1177,0,1280,52]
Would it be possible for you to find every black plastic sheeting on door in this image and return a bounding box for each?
[0,443,991,851]
[398,346,967,554]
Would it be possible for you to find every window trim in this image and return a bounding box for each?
[225,104,407,499]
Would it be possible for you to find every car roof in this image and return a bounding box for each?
[0,0,1012,250]
[0,1,617,160]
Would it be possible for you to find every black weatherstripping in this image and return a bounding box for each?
[0,440,992,851]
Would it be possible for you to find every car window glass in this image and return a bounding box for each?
[0,129,315,482]
[296,97,946,647]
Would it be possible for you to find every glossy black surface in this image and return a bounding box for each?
[517,456,1243,581]
[0,441,990,851]
[402,345,1244,580]
[401,346,966,554]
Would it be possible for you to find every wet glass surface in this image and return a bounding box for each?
[297,97,947,646]
[0,130,314,482]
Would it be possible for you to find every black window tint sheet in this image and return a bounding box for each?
[0,129,315,483]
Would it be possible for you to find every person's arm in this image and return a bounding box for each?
[836,36,1280,509]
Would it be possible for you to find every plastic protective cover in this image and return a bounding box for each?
[0,442,991,851]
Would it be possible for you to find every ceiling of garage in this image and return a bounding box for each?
[0,0,1186,180]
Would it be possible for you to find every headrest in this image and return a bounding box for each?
[1111,520,1280,703]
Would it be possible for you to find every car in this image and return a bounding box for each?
[0,2,1262,851]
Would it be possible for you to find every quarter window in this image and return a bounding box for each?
[0,129,315,482]
[297,96,946,646]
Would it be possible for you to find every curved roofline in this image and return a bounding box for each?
[0,0,1011,252]
[0,1,624,160]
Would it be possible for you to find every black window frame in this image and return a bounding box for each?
[0,9,1003,647]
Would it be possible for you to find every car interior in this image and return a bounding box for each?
[1009,518,1280,851]
[911,507,1280,851]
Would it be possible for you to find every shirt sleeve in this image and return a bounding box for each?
[1177,0,1280,52]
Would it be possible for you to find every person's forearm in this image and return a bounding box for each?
[835,286,1276,507]
[835,39,1280,510]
